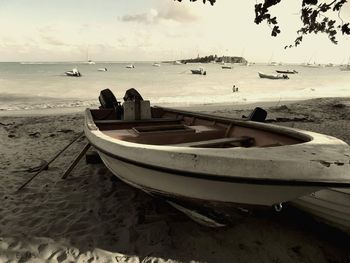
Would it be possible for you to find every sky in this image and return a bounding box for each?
[0,0,349,63]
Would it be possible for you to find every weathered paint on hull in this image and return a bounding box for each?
[98,151,320,208]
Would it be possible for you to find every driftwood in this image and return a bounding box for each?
[62,143,91,179]
[17,132,84,191]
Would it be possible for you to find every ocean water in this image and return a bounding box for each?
[0,62,349,111]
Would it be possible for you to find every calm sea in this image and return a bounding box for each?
[0,62,349,111]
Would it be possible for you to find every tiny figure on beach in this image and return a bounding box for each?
[232,85,239,93]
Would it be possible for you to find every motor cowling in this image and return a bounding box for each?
[123,88,143,102]
[99,89,123,119]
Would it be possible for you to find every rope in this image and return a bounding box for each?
[17,131,84,191]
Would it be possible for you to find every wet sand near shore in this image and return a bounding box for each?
[1,97,350,262]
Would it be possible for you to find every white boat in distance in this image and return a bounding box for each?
[65,68,81,77]
[258,72,289,79]
[191,68,206,75]
[222,65,232,69]
[126,64,135,69]
[152,63,161,67]
[85,89,350,225]
[173,60,183,65]
[98,68,107,72]
[302,63,320,68]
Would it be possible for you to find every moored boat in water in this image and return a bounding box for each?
[258,72,289,79]
[191,68,206,75]
[222,63,232,69]
[84,89,350,225]
[65,68,81,77]
[276,70,298,74]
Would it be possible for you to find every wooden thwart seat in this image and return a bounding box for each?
[94,117,182,125]
[173,136,254,147]
[133,124,194,134]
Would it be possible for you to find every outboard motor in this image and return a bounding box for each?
[122,88,151,121]
[98,89,123,119]
[243,107,267,122]
[123,88,144,102]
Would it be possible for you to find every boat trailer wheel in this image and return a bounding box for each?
[273,203,283,212]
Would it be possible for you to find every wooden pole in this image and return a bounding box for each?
[61,143,91,179]
[17,132,84,191]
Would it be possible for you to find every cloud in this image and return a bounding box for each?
[159,4,197,23]
[120,9,159,24]
[120,5,197,24]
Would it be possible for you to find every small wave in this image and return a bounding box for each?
[0,99,99,111]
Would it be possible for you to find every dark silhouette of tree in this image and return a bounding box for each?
[175,0,350,47]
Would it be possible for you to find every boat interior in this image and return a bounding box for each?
[88,107,309,148]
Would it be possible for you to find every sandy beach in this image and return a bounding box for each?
[1,97,350,263]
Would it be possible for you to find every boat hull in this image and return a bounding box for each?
[276,70,297,74]
[65,71,81,77]
[92,148,321,208]
[258,72,288,79]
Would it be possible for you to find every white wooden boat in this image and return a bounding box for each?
[276,70,298,74]
[258,72,289,79]
[126,64,135,69]
[222,65,232,69]
[292,188,350,233]
[191,68,206,75]
[302,63,320,68]
[85,90,350,224]
[65,68,81,77]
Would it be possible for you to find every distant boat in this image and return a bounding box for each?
[152,63,161,67]
[268,62,278,66]
[191,68,206,75]
[98,68,107,72]
[276,70,298,74]
[173,61,183,65]
[126,64,135,69]
[303,63,319,68]
[87,60,95,65]
[258,72,289,79]
[65,68,81,77]
[222,65,232,69]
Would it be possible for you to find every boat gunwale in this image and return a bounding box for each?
[85,107,313,143]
